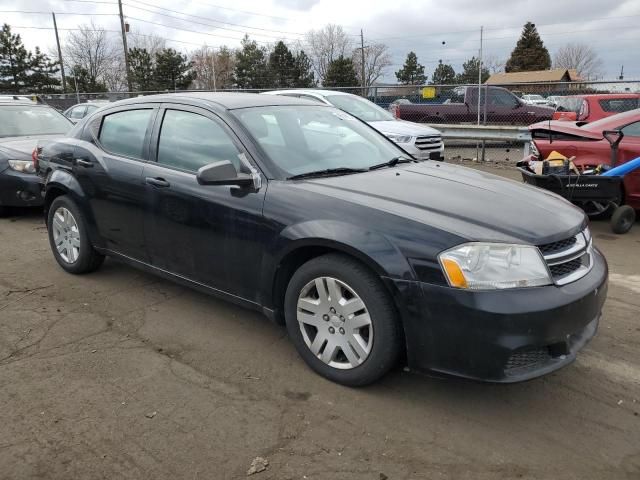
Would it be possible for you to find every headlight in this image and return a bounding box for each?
[439,243,551,290]
[8,160,36,174]
[385,133,413,144]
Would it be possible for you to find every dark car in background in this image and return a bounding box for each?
[36,93,607,386]
[393,86,554,125]
[0,98,72,216]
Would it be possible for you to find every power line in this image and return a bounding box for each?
[126,0,305,36]
[122,3,302,40]
[0,10,118,16]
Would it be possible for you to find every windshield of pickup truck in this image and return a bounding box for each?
[325,95,394,122]
[0,105,72,138]
[233,105,404,178]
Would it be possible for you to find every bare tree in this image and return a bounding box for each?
[483,55,505,74]
[63,22,119,89]
[305,24,353,84]
[553,42,603,80]
[191,45,235,90]
[352,43,392,87]
[128,31,166,59]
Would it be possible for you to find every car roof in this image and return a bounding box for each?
[263,89,354,98]
[112,92,325,110]
[561,93,640,99]
[0,100,46,106]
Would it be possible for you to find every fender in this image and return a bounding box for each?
[45,169,104,249]
[260,219,415,310]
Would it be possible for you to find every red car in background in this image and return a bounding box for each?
[553,93,640,122]
[528,109,640,210]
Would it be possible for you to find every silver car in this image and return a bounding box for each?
[262,89,444,160]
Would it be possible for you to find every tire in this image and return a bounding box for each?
[47,195,105,274]
[610,205,636,234]
[284,253,401,386]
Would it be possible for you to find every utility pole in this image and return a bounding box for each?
[118,0,133,92]
[51,13,67,92]
[360,29,366,97]
[476,26,484,161]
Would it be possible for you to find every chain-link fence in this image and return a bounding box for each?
[36,80,640,163]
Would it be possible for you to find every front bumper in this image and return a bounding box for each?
[402,142,445,161]
[389,247,608,382]
[0,168,44,208]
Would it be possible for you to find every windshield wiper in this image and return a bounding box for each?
[287,167,368,180]
[368,156,414,171]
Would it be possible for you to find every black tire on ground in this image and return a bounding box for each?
[47,195,105,274]
[284,253,401,387]
[610,205,636,234]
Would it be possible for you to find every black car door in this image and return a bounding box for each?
[73,104,157,261]
[142,104,268,302]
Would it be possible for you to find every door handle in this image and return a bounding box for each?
[74,158,93,168]
[145,177,170,188]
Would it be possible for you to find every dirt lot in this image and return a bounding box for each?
[1,163,639,480]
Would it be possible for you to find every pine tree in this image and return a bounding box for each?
[430,61,456,85]
[28,47,60,93]
[67,65,107,93]
[395,51,426,85]
[155,48,194,90]
[293,50,315,87]
[456,56,490,84]
[268,41,296,88]
[129,47,155,91]
[505,22,551,72]
[233,35,269,89]
[0,24,32,92]
[323,56,359,88]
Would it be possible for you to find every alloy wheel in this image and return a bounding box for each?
[296,277,373,369]
[52,207,81,264]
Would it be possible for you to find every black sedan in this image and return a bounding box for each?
[35,93,608,386]
[0,100,72,216]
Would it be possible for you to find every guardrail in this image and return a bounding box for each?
[426,124,532,159]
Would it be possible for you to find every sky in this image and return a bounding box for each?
[1,0,639,82]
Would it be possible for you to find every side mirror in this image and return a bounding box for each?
[196,160,259,188]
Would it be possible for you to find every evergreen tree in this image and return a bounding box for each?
[323,56,359,88]
[268,41,296,88]
[233,35,269,89]
[28,47,60,93]
[0,24,32,92]
[129,47,155,91]
[430,61,456,85]
[455,56,490,84]
[395,51,426,85]
[505,22,551,72]
[155,48,194,90]
[67,65,107,93]
[293,50,315,87]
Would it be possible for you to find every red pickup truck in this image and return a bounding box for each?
[391,86,555,125]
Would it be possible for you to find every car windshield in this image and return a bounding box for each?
[233,105,406,178]
[325,95,394,122]
[529,95,544,100]
[0,105,71,137]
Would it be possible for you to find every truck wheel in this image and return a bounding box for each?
[284,253,401,387]
[47,195,105,273]
[610,205,635,234]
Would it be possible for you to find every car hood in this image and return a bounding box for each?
[529,120,603,140]
[0,134,63,160]
[369,120,441,136]
[293,162,585,245]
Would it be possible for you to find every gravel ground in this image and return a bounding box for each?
[1,163,639,480]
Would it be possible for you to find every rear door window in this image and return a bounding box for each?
[599,98,640,113]
[99,109,153,159]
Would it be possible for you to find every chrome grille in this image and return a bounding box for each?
[539,228,593,286]
[414,135,442,151]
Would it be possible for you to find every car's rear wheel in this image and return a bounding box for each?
[47,195,104,274]
[284,254,401,386]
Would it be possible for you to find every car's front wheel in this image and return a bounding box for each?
[284,254,401,386]
[47,195,104,274]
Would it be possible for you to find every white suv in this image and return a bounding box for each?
[262,89,444,161]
